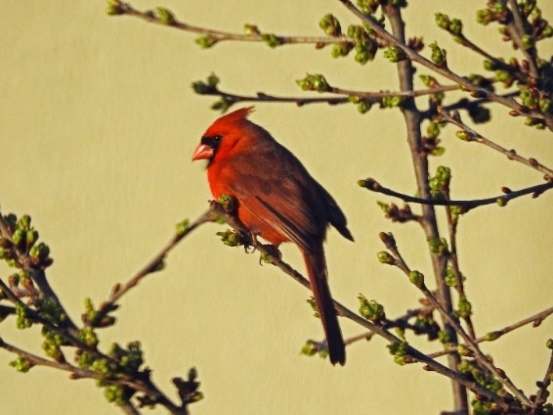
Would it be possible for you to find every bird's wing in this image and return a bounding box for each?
[226,151,324,251]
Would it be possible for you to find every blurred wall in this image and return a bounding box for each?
[1,1,553,414]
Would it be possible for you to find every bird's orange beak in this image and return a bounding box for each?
[192,143,214,161]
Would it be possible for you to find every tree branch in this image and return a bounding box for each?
[359,178,553,210]
[337,0,548,124]
[439,108,553,178]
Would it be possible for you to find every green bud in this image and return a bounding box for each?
[25,230,39,248]
[427,237,448,255]
[457,344,471,356]
[10,356,32,373]
[483,59,497,71]
[457,359,472,373]
[491,2,506,13]
[106,0,124,15]
[261,33,282,48]
[377,201,390,213]
[476,9,492,25]
[357,100,372,114]
[300,340,318,357]
[383,46,406,63]
[485,331,502,341]
[358,178,379,189]
[175,219,190,237]
[546,339,553,349]
[243,24,261,36]
[438,329,452,344]
[156,7,175,25]
[216,230,244,247]
[539,98,552,114]
[211,97,234,113]
[387,340,409,365]
[319,14,342,36]
[358,295,386,321]
[12,229,25,247]
[377,251,395,265]
[419,74,436,87]
[426,122,440,139]
[378,231,395,247]
[429,42,447,67]
[356,0,381,14]
[496,197,507,207]
[218,194,237,213]
[17,215,31,231]
[354,49,371,65]
[455,130,471,141]
[521,34,534,49]
[191,81,211,95]
[457,296,472,319]
[331,42,353,58]
[542,25,553,38]
[15,303,32,329]
[435,13,450,30]
[449,18,463,36]
[30,242,50,261]
[409,271,424,288]
[445,266,457,287]
[192,74,219,94]
[295,74,331,92]
[431,146,445,156]
[495,70,512,83]
[195,35,217,49]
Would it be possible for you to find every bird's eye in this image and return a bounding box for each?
[201,135,223,149]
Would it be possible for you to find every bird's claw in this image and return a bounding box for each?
[241,231,255,253]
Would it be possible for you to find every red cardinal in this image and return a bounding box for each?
[192,107,353,365]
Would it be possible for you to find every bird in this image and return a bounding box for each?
[192,106,353,365]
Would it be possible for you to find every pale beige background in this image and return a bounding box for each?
[1,1,553,414]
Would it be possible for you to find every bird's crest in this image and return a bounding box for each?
[209,106,255,130]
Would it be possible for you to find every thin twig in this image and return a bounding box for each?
[444,203,476,339]
[114,0,352,47]
[417,306,553,360]
[91,209,214,327]
[534,348,553,408]
[360,178,553,210]
[439,108,553,178]
[505,0,540,78]
[198,84,466,111]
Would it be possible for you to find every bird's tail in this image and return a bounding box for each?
[302,246,346,365]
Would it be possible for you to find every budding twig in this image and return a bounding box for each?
[337,0,547,123]
[360,178,553,211]
[438,109,553,178]
[380,236,532,407]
